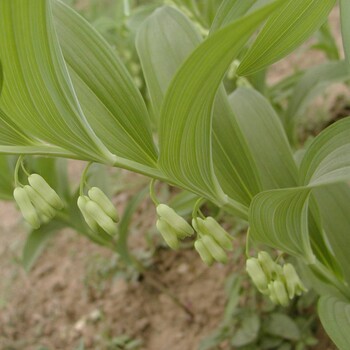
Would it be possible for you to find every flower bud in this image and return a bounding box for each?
[88,187,119,223]
[28,174,64,210]
[38,213,51,224]
[269,280,289,307]
[77,195,99,232]
[24,185,56,220]
[13,187,40,229]
[283,263,307,298]
[156,219,179,250]
[194,239,214,266]
[85,200,117,236]
[202,235,228,264]
[268,282,279,305]
[246,258,269,295]
[201,217,233,251]
[258,251,282,280]
[156,204,193,238]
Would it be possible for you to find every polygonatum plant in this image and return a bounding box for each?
[1,0,350,347]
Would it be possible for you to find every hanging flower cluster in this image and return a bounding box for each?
[246,251,307,306]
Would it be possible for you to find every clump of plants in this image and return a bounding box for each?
[1,0,350,348]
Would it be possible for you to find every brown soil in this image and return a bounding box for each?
[0,198,233,350]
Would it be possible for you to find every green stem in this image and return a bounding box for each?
[245,227,251,258]
[310,260,350,300]
[149,179,160,206]
[192,198,205,219]
[14,155,24,187]
[79,161,93,196]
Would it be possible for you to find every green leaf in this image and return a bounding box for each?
[158,1,282,209]
[0,0,115,164]
[265,313,301,341]
[0,155,15,200]
[238,0,336,75]
[314,184,350,285]
[0,108,36,146]
[300,118,350,186]
[318,295,350,350]
[137,6,264,214]
[22,221,63,272]
[136,6,202,123]
[231,314,260,347]
[210,0,257,33]
[340,0,350,70]
[249,188,314,262]
[53,1,158,167]
[168,190,199,217]
[0,59,3,94]
[285,60,349,144]
[228,88,298,190]
[0,145,77,158]
[213,91,262,210]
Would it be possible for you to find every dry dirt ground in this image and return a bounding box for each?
[0,193,233,350]
[0,5,346,350]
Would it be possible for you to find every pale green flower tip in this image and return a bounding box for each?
[258,251,280,280]
[88,187,119,223]
[24,185,56,220]
[194,239,214,266]
[246,258,269,294]
[283,263,307,298]
[195,216,233,251]
[156,219,179,250]
[85,200,117,237]
[13,187,41,229]
[77,196,99,233]
[271,280,289,307]
[28,174,64,210]
[268,282,279,305]
[191,218,199,232]
[202,235,228,264]
[157,204,193,237]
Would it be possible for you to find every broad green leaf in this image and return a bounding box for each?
[228,88,298,190]
[213,87,262,209]
[210,0,257,33]
[318,295,350,350]
[0,145,77,158]
[0,60,3,93]
[314,184,350,284]
[231,314,260,347]
[159,2,282,210]
[136,6,202,122]
[307,195,343,279]
[168,190,199,217]
[137,6,263,213]
[0,155,15,200]
[249,188,314,262]
[340,0,350,70]
[249,185,340,273]
[238,0,336,75]
[300,118,350,186]
[53,1,158,167]
[285,61,349,143]
[0,108,36,146]
[265,313,301,341]
[0,0,115,164]
[22,221,63,272]
[312,22,340,60]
